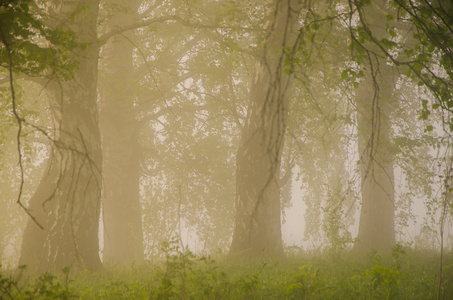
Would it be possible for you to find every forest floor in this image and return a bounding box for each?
[1,245,452,299]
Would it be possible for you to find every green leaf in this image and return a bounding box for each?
[341,70,349,79]
[389,29,397,38]
[447,100,453,108]
[380,38,397,49]
[405,69,412,77]
[355,53,363,65]
[413,62,422,72]
[19,4,30,13]
[422,99,428,108]
[420,109,430,120]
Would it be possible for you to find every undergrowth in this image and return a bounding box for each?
[1,244,452,299]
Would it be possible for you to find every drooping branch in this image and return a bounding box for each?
[0,26,44,230]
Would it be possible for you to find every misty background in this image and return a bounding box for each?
[1,0,452,275]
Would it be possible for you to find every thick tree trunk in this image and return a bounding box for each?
[353,0,397,254]
[99,0,144,265]
[19,0,102,273]
[355,68,396,253]
[229,0,301,258]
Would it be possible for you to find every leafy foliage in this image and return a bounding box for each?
[0,0,79,79]
[2,248,452,299]
[0,265,75,299]
[345,0,453,130]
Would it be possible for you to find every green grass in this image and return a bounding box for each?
[1,246,452,299]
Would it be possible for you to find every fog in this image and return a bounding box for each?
[1,0,452,277]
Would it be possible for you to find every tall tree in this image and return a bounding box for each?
[98,0,144,266]
[355,66,396,253]
[347,0,453,253]
[346,0,398,253]
[18,0,102,273]
[230,0,302,258]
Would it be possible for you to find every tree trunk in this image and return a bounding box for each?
[355,67,396,253]
[353,0,397,254]
[19,0,102,273]
[99,0,144,265]
[229,0,301,258]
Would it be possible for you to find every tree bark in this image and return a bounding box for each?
[99,0,144,265]
[353,0,397,254]
[355,68,396,253]
[229,0,301,258]
[19,0,102,273]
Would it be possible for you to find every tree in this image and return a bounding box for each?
[2,0,451,270]
[346,0,453,253]
[350,0,397,253]
[229,0,302,258]
[135,1,252,255]
[98,0,144,266]
[355,66,397,253]
[18,0,103,273]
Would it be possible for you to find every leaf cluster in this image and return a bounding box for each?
[0,0,79,80]
[0,265,75,300]
[346,0,453,130]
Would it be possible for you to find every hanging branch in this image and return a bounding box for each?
[0,27,44,230]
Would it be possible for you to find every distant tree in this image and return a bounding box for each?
[229,0,303,258]
[134,1,250,255]
[355,66,397,253]
[346,0,453,253]
[98,0,144,266]
[349,0,397,253]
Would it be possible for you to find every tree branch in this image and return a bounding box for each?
[0,26,44,230]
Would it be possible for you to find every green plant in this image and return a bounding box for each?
[366,264,401,300]
[21,272,75,299]
[0,265,20,300]
[152,239,195,300]
[0,265,76,300]
[2,248,450,299]
[286,264,319,299]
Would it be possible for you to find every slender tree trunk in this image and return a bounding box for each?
[229,0,301,258]
[19,0,102,273]
[99,0,144,265]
